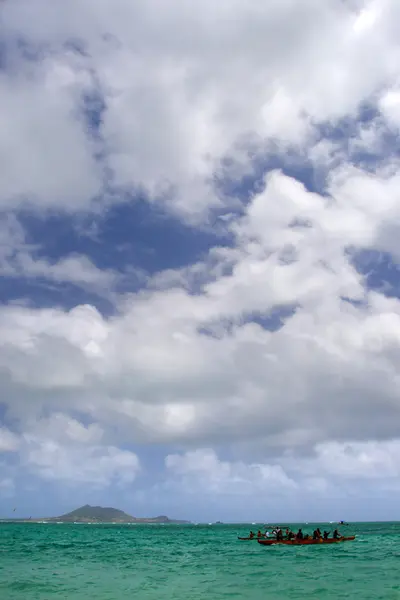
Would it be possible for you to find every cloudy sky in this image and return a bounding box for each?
[1,0,400,523]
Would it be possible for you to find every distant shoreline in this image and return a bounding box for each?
[0,505,191,525]
[1,518,397,525]
[0,519,191,524]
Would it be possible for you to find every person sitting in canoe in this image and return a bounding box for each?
[249,531,255,538]
[276,528,284,541]
[296,528,304,540]
[257,530,263,538]
[313,528,322,540]
[323,531,330,540]
[285,529,295,540]
[333,529,341,539]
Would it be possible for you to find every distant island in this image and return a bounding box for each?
[1,505,190,524]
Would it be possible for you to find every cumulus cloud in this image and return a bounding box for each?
[0,428,20,452]
[0,47,103,211]
[2,251,117,291]
[24,437,140,487]
[2,0,400,219]
[163,441,400,506]
[0,241,399,452]
[1,0,400,514]
[0,414,140,488]
[0,215,118,295]
[309,440,400,481]
[165,449,296,495]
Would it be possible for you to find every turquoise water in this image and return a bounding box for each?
[1,522,399,599]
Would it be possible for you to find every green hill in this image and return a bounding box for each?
[51,505,189,524]
[55,505,134,522]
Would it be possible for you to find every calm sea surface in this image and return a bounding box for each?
[1,521,399,599]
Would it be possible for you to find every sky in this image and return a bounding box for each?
[1,0,400,523]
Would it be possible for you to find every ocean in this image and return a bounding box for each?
[0,521,399,599]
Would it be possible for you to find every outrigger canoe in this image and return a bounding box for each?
[257,536,355,546]
[238,536,264,540]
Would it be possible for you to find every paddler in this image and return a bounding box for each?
[249,531,255,538]
[333,529,341,539]
[313,528,322,540]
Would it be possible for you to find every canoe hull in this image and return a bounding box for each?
[257,536,355,546]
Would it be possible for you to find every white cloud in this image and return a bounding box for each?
[0,428,20,452]
[12,414,141,487]
[162,440,400,504]
[2,0,400,219]
[309,440,400,481]
[2,0,400,510]
[0,170,400,462]
[1,165,400,450]
[379,89,400,128]
[27,413,104,446]
[24,438,139,487]
[0,52,103,210]
[0,216,117,293]
[2,251,117,290]
[165,449,296,495]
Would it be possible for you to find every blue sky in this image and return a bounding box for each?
[1,0,400,522]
